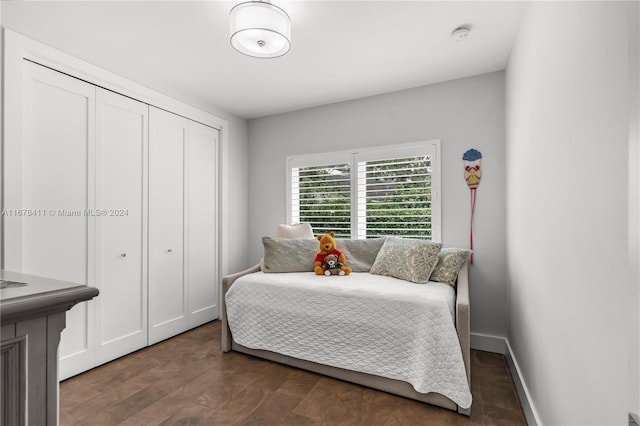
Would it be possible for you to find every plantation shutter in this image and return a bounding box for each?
[290,161,351,238]
[357,155,433,239]
[287,141,440,241]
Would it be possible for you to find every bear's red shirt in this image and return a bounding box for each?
[315,249,343,264]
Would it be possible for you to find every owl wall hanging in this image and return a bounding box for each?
[463,149,482,264]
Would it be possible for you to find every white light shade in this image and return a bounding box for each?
[230,1,291,59]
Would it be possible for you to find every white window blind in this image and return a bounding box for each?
[358,155,434,239]
[287,141,441,241]
[291,162,351,238]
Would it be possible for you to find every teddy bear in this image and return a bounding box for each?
[314,231,352,276]
[322,254,344,276]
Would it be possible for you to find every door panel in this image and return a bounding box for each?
[148,107,188,344]
[95,88,148,362]
[187,121,219,327]
[19,63,92,283]
[6,61,96,379]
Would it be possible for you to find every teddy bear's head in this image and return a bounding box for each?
[317,232,337,254]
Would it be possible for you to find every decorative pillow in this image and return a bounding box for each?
[335,238,386,272]
[274,223,314,239]
[369,237,442,284]
[430,248,472,286]
[262,237,318,273]
[260,223,315,271]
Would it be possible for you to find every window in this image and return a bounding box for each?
[287,141,441,241]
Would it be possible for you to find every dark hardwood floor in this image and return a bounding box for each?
[60,321,527,425]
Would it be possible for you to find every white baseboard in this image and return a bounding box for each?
[471,333,542,426]
[470,332,508,354]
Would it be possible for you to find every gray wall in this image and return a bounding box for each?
[222,115,250,275]
[248,71,508,337]
[506,2,636,424]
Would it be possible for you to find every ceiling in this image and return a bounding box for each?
[1,1,526,119]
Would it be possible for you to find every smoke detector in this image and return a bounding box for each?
[451,25,471,42]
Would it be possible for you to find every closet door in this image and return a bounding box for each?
[187,121,219,327]
[148,107,188,344]
[94,89,148,363]
[4,61,96,379]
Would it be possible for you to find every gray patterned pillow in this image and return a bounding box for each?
[369,237,442,284]
[430,248,472,286]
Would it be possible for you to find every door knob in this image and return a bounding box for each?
[121,253,127,258]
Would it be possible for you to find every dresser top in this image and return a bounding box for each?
[1,270,99,323]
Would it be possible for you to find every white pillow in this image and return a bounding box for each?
[274,223,315,239]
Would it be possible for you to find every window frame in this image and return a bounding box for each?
[286,140,441,242]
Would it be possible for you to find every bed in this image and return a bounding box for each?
[221,236,472,415]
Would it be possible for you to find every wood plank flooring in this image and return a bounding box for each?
[60,321,527,425]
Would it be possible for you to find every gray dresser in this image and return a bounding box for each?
[1,271,98,425]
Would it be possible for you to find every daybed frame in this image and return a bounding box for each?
[221,262,471,416]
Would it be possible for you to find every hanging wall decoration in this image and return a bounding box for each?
[463,149,482,264]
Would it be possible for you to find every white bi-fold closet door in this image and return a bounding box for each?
[94,89,149,366]
[148,108,187,344]
[4,61,219,380]
[7,62,101,377]
[185,119,219,330]
[148,107,219,345]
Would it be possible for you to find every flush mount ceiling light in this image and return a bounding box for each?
[230,0,291,59]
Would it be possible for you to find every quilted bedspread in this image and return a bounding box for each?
[225,271,472,409]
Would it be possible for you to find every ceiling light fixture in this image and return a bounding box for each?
[230,0,291,59]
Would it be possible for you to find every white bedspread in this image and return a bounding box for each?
[225,272,472,409]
